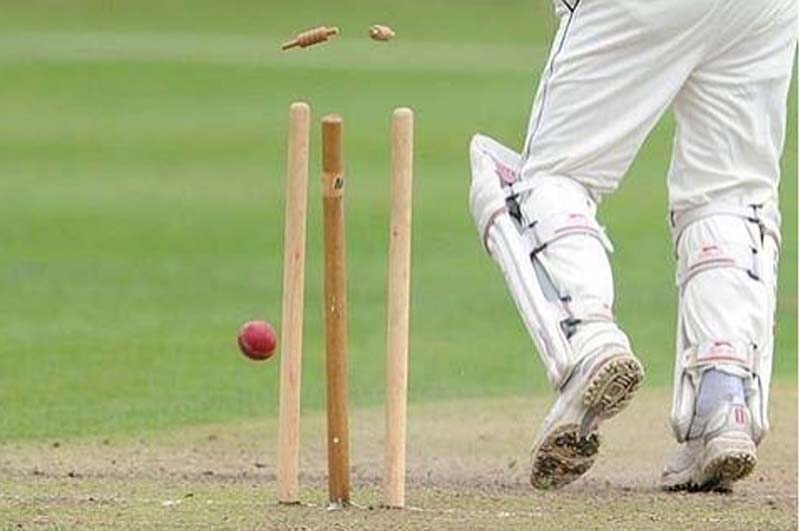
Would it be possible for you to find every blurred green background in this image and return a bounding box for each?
[0,1,795,442]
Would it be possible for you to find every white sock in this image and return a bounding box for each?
[696,369,745,417]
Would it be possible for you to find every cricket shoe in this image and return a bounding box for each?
[530,348,644,489]
[661,400,757,493]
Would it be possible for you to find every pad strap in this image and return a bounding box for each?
[507,178,537,197]
[561,296,613,323]
[671,203,781,250]
[523,212,614,255]
[558,296,614,338]
[677,243,760,289]
[681,340,756,373]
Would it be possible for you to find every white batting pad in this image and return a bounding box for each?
[670,205,780,443]
[469,134,632,388]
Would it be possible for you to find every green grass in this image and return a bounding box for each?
[0,0,796,442]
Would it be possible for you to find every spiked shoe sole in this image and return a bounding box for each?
[530,424,601,490]
[530,355,644,490]
[583,355,645,419]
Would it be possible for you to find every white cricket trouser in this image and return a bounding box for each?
[518,0,795,443]
[521,0,796,212]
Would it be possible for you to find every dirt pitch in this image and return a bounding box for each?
[1,385,795,530]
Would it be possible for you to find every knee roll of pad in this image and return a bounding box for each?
[468,134,629,389]
[670,204,780,444]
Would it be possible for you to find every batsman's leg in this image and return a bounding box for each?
[470,0,714,489]
[661,0,794,492]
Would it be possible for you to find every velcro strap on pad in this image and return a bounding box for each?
[677,243,758,288]
[525,212,613,254]
[562,297,613,323]
[507,178,541,198]
[681,340,756,373]
[672,203,782,249]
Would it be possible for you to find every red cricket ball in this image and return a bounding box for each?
[237,320,278,361]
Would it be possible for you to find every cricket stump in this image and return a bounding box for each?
[383,108,414,509]
[322,114,351,506]
[277,102,311,505]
